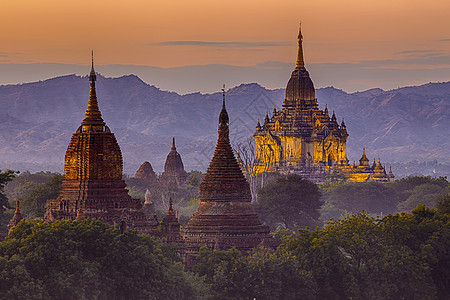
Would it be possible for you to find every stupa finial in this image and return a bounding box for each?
[82,51,105,131]
[89,50,96,82]
[295,22,305,70]
[219,84,229,125]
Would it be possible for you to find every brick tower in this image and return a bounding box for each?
[44,54,158,234]
[181,86,270,263]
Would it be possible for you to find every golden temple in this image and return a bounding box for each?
[253,25,393,183]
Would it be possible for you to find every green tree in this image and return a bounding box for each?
[436,194,450,215]
[194,246,315,300]
[254,174,322,230]
[323,182,397,216]
[0,169,17,212]
[397,183,445,211]
[1,218,209,299]
[17,174,64,218]
[280,205,450,299]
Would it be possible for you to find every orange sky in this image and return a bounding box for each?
[1,0,449,68]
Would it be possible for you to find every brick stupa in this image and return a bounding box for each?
[161,137,188,185]
[135,161,157,182]
[44,55,158,234]
[181,87,270,263]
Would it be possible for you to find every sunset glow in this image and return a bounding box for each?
[0,0,449,92]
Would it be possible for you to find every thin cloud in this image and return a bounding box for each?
[152,41,290,48]
[395,50,443,55]
[437,38,450,42]
[0,52,21,57]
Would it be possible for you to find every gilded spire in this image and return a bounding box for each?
[82,50,105,132]
[171,137,176,151]
[295,23,306,70]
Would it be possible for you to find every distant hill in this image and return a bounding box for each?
[0,75,449,177]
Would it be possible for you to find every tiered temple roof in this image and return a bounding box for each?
[44,54,158,234]
[254,25,349,167]
[181,88,270,264]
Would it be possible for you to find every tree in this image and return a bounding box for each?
[397,183,445,211]
[1,219,209,299]
[235,138,260,202]
[254,174,322,230]
[194,246,315,300]
[323,182,398,216]
[0,169,17,212]
[436,194,450,215]
[17,173,64,218]
[280,211,442,299]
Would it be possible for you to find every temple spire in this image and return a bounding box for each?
[219,84,229,125]
[171,137,176,150]
[89,50,96,82]
[295,23,306,70]
[82,51,105,131]
[168,198,174,215]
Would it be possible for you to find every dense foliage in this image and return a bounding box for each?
[1,219,208,299]
[0,169,17,212]
[194,247,315,300]
[254,174,322,230]
[321,176,449,220]
[15,174,64,218]
[194,205,449,299]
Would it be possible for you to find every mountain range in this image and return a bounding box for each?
[0,74,449,177]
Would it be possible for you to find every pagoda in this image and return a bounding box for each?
[160,137,188,185]
[44,54,158,234]
[181,87,270,264]
[254,24,348,170]
[253,25,393,183]
[135,161,157,182]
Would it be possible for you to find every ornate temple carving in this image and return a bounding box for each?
[44,55,159,234]
[181,88,271,266]
[253,25,393,183]
[254,24,348,169]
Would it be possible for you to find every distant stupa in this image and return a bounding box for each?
[135,161,157,182]
[161,137,188,185]
[44,53,158,234]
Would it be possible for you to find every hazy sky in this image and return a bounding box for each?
[1,0,449,92]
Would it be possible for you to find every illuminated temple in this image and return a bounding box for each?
[253,26,393,183]
[181,90,272,265]
[44,56,159,234]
